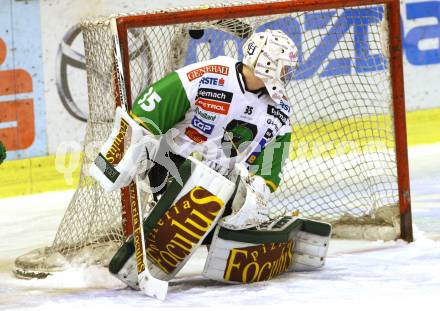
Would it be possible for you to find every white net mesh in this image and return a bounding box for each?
[14,1,402,278]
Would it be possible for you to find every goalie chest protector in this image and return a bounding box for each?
[109,157,236,285]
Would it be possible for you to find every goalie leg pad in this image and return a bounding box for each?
[290,219,332,272]
[89,107,159,192]
[109,157,236,287]
[203,216,303,284]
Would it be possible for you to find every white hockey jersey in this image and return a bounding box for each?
[131,56,292,190]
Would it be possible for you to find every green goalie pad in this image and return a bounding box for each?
[203,217,332,284]
[109,157,236,287]
[0,141,6,165]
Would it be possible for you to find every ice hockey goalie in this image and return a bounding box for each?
[88,29,332,292]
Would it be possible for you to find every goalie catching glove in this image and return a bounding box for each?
[221,165,272,230]
[89,107,159,192]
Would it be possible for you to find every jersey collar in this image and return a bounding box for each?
[235,62,268,98]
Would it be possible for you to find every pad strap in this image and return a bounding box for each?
[290,220,332,272]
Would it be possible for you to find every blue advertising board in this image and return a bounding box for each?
[184,1,440,72]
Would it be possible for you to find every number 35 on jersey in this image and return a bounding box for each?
[139,87,162,112]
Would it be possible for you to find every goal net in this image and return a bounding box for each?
[14,0,412,279]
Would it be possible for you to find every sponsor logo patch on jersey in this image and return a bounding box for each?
[185,127,208,143]
[245,138,267,165]
[278,100,291,113]
[195,106,217,121]
[191,115,214,135]
[267,106,289,126]
[199,77,225,86]
[264,128,274,140]
[196,98,230,115]
[222,119,258,158]
[187,65,230,81]
[197,88,233,103]
[266,118,280,132]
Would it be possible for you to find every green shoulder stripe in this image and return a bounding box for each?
[131,72,191,135]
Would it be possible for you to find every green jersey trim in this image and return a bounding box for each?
[252,132,291,192]
[131,72,191,135]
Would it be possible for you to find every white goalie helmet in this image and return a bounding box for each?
[242,29,298,104]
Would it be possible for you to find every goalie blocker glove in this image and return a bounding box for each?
[89,107,159,192]
[203,216,332,283]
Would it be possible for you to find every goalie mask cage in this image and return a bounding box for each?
[14,0,412,279]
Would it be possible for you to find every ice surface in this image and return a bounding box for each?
[1,144,439,310]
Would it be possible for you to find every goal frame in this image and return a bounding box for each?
[112,0,412,242]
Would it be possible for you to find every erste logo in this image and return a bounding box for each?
[200,76,225,86]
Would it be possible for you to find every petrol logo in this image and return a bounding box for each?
[195,99,230,115]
